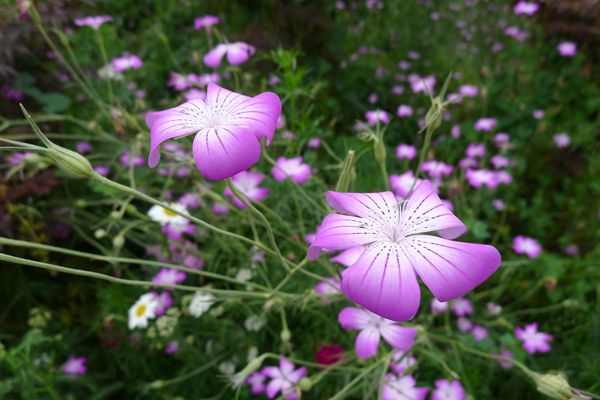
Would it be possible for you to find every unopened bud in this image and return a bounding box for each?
[531,372,580,400]
[373,139,386,164]
[75,199,87,208]
[113,235,125,250]
[299,377,312,391]
[280,329,291,342]
[335,150,355,192]
[47,143,94,179]
[110,211,121,220]
[147,380,164,390]
[94,229,106,239]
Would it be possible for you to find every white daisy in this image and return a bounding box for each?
[244,315,266,332]
[128,293,159,330]
[189,291,215,317]
[147,203,189,227]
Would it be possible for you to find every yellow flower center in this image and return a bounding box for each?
[136,304,147,317]
[163,208,177,217]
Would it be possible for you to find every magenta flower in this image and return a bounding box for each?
[203,42,256,68]
[421,160,453,178]
[151,268,186,286]
[515,323,552,354]
[471,325,489,341]
[532,109,545,119]
[553,133,571,148]
[308,181,501,321]
[457,317,472,333]
[153,291,173,316]
[395,144,417,160]
[513,235,542,258]
[271,156,312,184]
[465,143,486,158]
[389,171,420,199]
[514,1,539,15]
[474,117,497,132]
[491,155,510,169]
[262,359,307,399]
[396,105,413,117]
[458,84,479,97]
[338,307,416,359]
[430,299,448,314]
[62,356,87,376]
[451,124,461,139]
[492,199,506,210]
[382,373,428,400]
[111,54,143,73]
[451,298,473,317]
[146,83,281,180]
[390,351,417,375]
[409,74,436,94]
[330,246,365,267]
[314,276,342,302]
[307,138,321,148]
[120,150,144,167]
[246,371,267,395]
[365,110,390,125]
[432,379,466,400]
[224,171,269,208]
[76,141,92,154]
[74,15,112,29]
[194,15,219,30]
[165,340,179,355]
[557,41,577,57]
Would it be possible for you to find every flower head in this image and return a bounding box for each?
[432,379,466,400]
[474,117,497,132]
[514,1,539,15]
[451,298,473,317]
[203,42,256,68]
[315,343,345,365]
[271,156,312,184]
[553,133,571,148]
[309,181,501,321]
[74,15,112,29]
[382,373,428,400]
[338,307,416,359]
[397,105,413,117]
[262,359,307,399]
[151,268,186,286]
[513,235,542,258]
[390,171,420,199]
[128,292,159,329]
[189,290,215,317]
[557,41,577,57]
[515,323,553,354]
[111,54,143,73]
[194,15,219,30]
[224,171,269,207]
[396,144,417,160]
[246,371,267,395]
[146,83,281,180]
[365,110,391,125]
[62,356,87,376]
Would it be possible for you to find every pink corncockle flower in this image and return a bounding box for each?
[246,371,267,395]
[365,110,391,125]
[389,171,420,199]
[474,117,497,132]
[451,124,461,139]
[421,160,453,178]
[74,15,112,29]
[458,84,478,97]
[382,373,428,400]
[554,133,571,148]
[271,156,312,184]
[471,325,489,341]
[564,245,579,256]
[338,307,416,359]
[431,299,448,314]
[366,0,384,9]
[151,268,186,286]
[465,169,499,189]
[314,276,341,302]
[495,349,514,369]
[514,1,539,15]
[76,141,92,154]
[494,132,510,144]
[391,85,405,95]
[457,318,472,333]
[146,83,281,180]
[308,181,501,321]
[329,246,365,267]
[165,340,179,355]
[368,93,378,104]
[194,15,219,30]
[390,351,417,375]
[224,171,269,208]
[451,298,473,317]
[459,158,478,170]
[62,356,87,376]
[153,291,173,316]
[119,151,144,167]
[168,72,192,91]
[532,109,545,119]
[262,359,307,400]
[307,138,321,148]
[203,42,256,68]
[409,75,436,94]
[446,93,462,104]
[396,105,413,117]
[487,302,502,315]
[515,323,553,354]
[94,165,109,176]
[111,54,143,73]
[398,61,411,70]
[513,235,542,258]
[407,51,420,60]
[491,155,510,169]
[178,193,201,208]
[505,26,529,42]
[395,144,417,160]
[432,379,466,400]
[557,41,577,57]
[466,143,486,158]
[184,88,207,101]
[492,199,506,210]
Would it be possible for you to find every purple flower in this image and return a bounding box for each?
[451,298,473,317]
[314,276,342,303]
[165,340,179,355]
[308,181,501,322]
[492,199,506,210]
[457,317,472,333]
[111,54,143,73]
[471,325,489,341]
[365,110,391,125]
[465,143,485,158]
[62,356,87,376]
[409,74,436,94]
[474,118,497,132]
[494,132,510,144]
[491,155,510,169]
[246,371,267,395]
[513,235,542,258]
[146,83,281,180]
[119,151,144,167]
[553,133,571,148]
[329,246,365,267]
[151,268,186,286]
[432,379,466,400]
[74,15,112,29]
[515,323,552,354]
[338,307,416,359]
[224,171,269,208]
[495,349,514,369]
[94,165,109,176]
[153,291,173,316]
[382,373,428,400]
[458,84,479,97]
[431,299,448,314]
[307,138,321,148]
[203,42,256,68]
[262,359,307,399]
[421,160,453,178]
[76,141,92,154]
[389,351,417,375]
[271,156,312,184]
[514,1,539,15]
[451,124,461,139]
[395,144,417,160]
[194,15,219,30]
[390,171,420,199]
[396,105,413,117]
[487,302,502,315]
[557,41,577,57]
[532,109,545,119]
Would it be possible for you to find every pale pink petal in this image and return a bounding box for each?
[266,379,283,399]
[310,214,378,251]
[341,243,421,322]
[379,325,417,351]
[403,235,501,302]
[203,44,227,68]
[226,43,255,65]
[330,246,366,267]
[355,326,381,359]
[338,307,372,330]
[325,191,398,218]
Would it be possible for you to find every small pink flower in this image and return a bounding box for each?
[491,155,510,169]
[432,379,466,400]
[74,15,112,29]
[557,41,577,57]
[471,325,489,341]
[194,15,219,30]
[314,276,341,303]
[495,349,514,369]
[338,307,416,359]
[396,105,413,117]
[271,156,312,184]
[395,144,417,160]
[515,323,552,354]
[466,143,486,158]
[514,1,539,15]
[76,141,92,154]
[430,299,448,314]
[246,371,267,395]
[307,138,321,148]
[224,171,269,208]
[532,109,545,119]
[389,351,417,375]
[111,54,143,73]
[390,170,420,199]
[119,151,144,167]
[153,291,173,316]
[151,268,186,286]
[62,357,87,376]
[494,132,510,144]
[451,124,461,139]
[513,235,542,258]
[409,74,436,94]
[382,373,428,400]
[165,340,179,354]
[474,117,497,132]
[457,317,472,333]
[451,298,473,317]
[365,109,391,125]
[421,160,453,178]
[553,133,571,148]
[261,359,307,399]
[203,42,256,68]
[492,199,506,210]
[458,84,479,97]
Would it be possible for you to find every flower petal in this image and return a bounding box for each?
[355,326,381,359]
[203,44,227,68]
[402,180,467,239]
[402,235,501,302]
[192,125,261,180]
[341,242,421,322]
[379,325,417,351]
[338,307,371,330]
[325,191,398,218]
[311,214,377,251]
[226,43,255,65]
[330,246,366,267]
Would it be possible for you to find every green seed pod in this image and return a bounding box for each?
[280,329,291,342]
[47,143,94,179]
[299,377,313,391]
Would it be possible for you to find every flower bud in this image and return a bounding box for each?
[299,377,312,391]
[75,199,87,208]
[531,372,581,400]
[47,143,94,179]
[373,138,387,164]
[280,329,291,342]
[94,229,106,239]
[147,380,164,390]
[110,211,121,220]
[113,235,125,250]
